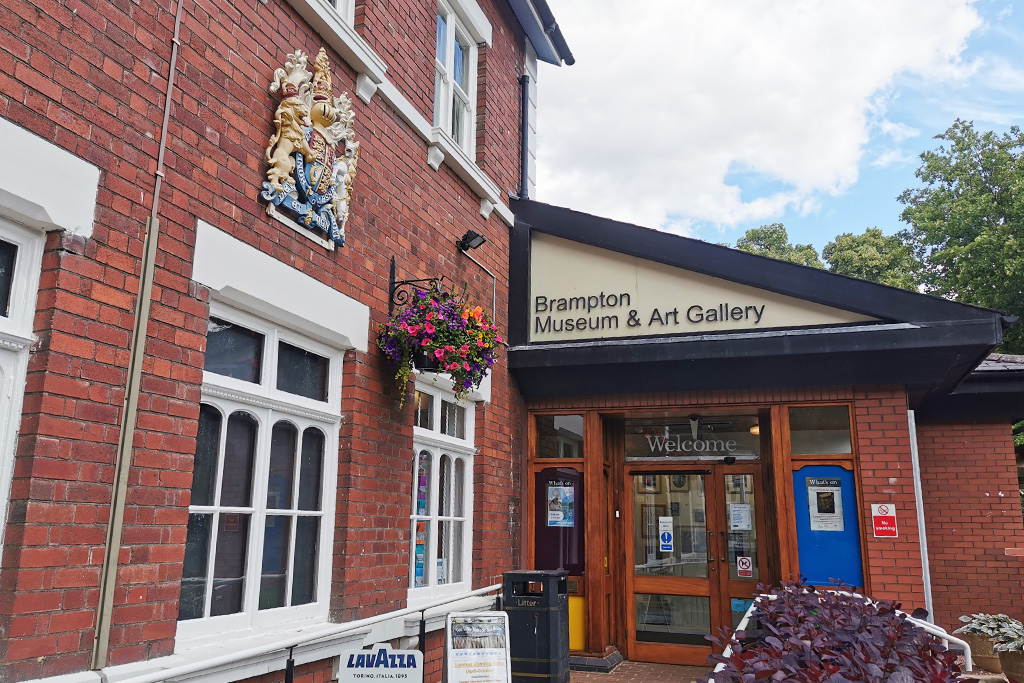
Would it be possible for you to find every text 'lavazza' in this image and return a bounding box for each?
[533,292,767,334]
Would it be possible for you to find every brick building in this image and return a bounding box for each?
[1,0,1023,680]
[0,0,571,680]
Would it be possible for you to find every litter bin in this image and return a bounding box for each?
[502,570,569,683]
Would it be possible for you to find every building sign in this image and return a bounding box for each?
[546,482,575,527]
[446,613,511,683]
[806,477,845,531]
[529,234,874,343]
[339,643,422,683]
[871,504,898,538]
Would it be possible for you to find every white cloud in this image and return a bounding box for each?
[536,0,983,231]
[870,149,916,168]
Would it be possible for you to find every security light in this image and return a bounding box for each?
[456,230,486,251]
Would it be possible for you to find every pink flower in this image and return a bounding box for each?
[407,325,420,336]
[496,335,504,344]
[433,349,445,359]
[463,362,470,371]
[426,312,434,321]
[421,338,431,346]
[477,340,485,347]
[424,322,435,334]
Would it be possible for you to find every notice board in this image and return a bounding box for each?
[792,465,863,587]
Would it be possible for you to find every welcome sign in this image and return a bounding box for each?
[529,234,874,343]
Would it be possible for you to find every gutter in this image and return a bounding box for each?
[528,0,575,65]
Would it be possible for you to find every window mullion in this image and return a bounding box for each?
[203,511,220,618]
[243,409,271,620]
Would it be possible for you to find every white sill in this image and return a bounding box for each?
[282,0,388,94]
[375,80,513,227]
[73,623,370,683]
[414,367,491,404]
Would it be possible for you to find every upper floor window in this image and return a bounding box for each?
[410,383,475,605]
[434,2,477,154]
[177,307,342,644]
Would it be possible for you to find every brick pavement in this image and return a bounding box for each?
[571,662,712,683]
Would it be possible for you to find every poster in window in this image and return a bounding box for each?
[546,482,575,527]
[806,477,845,531]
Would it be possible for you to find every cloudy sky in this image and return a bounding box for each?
[534,0,1024,251]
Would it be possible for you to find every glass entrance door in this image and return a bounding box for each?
[625,466,766,665]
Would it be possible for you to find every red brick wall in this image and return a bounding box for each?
[0,0,527,678]
[852,389,926,608]
[917,421,1024,632]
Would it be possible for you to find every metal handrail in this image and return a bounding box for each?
[710,590,972,681]
[100,583,502,683]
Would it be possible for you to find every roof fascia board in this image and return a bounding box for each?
[507,318,1003,370]
[510,199,1004,327]
[507,0,573,65]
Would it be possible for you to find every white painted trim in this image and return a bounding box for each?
[281,0,388,93]
[0,117,100,237]
[448,0,492,46]
[375,82,512,227]
[0,217,45,556]
[192,222,370,352]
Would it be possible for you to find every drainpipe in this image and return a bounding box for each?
[517,74,530,200]
[907,410,934,622]
[90,0,184,668]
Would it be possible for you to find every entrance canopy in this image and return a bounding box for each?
[507,200,1017,415]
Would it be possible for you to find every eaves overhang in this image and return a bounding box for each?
[508,0,575,65]
[507,199,1011,405]
[508,319,1003,403]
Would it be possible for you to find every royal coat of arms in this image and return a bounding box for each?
[261,48,359,247]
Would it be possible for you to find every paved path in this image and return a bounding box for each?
[571,661,712,683]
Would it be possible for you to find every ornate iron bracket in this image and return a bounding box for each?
[388,256,445,315]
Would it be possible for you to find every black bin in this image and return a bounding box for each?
[502,570,569,683]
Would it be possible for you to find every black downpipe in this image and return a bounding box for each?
[419,609,427,656]
[285,647,295,683]
[518,74,531,200]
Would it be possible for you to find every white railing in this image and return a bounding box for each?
[709,591,972,681]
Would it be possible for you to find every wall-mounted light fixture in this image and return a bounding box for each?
[456,230,486,252]
[749,424,760,436]
[455,230,495,318]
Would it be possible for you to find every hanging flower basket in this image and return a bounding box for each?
[376,283,503,406]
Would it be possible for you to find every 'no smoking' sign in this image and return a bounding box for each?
[871,504,898,538]
[737,556,753,578]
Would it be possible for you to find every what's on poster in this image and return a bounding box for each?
[806,477,844,531]
[547,481,575,527]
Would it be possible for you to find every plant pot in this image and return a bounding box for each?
[412,351,440,372]
[1001,650,1024,683]
[964,633,1002,673]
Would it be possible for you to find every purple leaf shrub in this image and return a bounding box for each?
[707,579,961,682]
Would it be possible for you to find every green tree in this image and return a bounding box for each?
[822,227,919,290]
[899,119,1024,353]
[734,223,824,268]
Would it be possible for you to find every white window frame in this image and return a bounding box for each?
[0,217,44,547]
[434,0,479,156]
[176,305,342,646]
[409,381,475,607]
